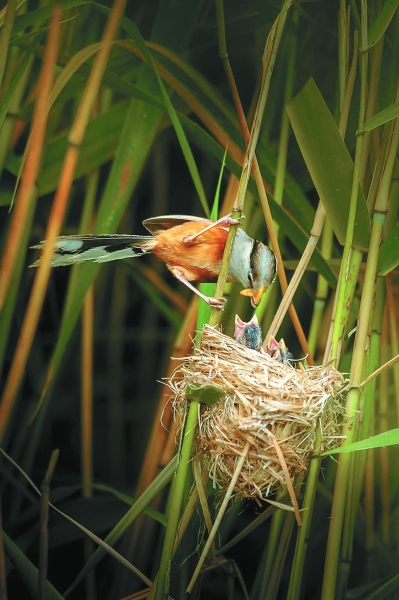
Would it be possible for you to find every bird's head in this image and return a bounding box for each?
[237,238,277,307]
[234,314,263,350]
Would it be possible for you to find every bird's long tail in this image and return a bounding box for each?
[30,234,153,267]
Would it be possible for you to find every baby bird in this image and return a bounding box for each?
[234,314,263,351]
[265,336,293,365]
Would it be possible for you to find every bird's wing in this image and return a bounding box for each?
[142,215,212,234]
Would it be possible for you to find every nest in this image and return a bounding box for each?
[169,325,345,503]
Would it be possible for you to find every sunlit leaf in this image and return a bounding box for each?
[322,428,399,455]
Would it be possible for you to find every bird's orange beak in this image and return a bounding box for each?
[239,284,265,307]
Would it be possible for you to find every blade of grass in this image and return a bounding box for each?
[0,4,63,442]
[366,0,399,49]
[38,450,59,600]
[0,11,59,317]
[0,0,126,442]
[0,0,17,89]
[2,532,64,600]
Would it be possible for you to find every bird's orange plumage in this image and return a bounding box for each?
[148,221,228,282]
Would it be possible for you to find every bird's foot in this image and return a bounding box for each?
[202,295,226,310]
[220,212,243,227]
[170,267,226,309]
[183,213,243,244]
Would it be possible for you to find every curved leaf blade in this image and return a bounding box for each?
[363,100,399,132]
[367,0,399,49]
[287,78,370,251]
[322,428,399,455]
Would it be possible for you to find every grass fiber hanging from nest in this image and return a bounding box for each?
[169,324,345,503]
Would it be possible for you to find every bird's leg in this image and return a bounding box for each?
[170,268,226,310]
[183,213,243,244]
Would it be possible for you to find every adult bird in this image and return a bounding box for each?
[31,214,277,309]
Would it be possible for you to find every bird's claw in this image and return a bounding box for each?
[223,212,244,227]
[205,296,226,310]
[225,217,241,226]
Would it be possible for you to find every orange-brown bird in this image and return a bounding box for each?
[31,214,277,309]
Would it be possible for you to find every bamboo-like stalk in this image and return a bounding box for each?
[0,189,37,380]
[0,0,17,91]
[322,214,384,600]
[338,276,385,595]
[251,502,289,599]
[0,497,6,600]
[0,0,126,442]
[218,0,311,360]
[287,25,359,600]
[268,30,359,352]
[263,513,295,600]
[386,276,399,422]
[186,442,251,593]
[38,450,59,600]
[127,298,197,564]
[209,0,293,328]
[323,66,399,587]
[328,14,368,366]
[153,400,200,600]
[322,71,399,589]
[0,4,62,442]
[0,5,60,315]
[307,220,334,357]
[379,314,390,545]
[81,287,94,499]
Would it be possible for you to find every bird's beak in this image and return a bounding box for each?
[234,314,245,338]
[240,285,266,307]
[234,313,260,339]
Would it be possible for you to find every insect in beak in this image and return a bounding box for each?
[239,284,266,307]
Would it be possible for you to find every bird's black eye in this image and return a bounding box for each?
[247,271,253,287]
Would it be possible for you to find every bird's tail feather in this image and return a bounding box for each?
[30,234,153,267]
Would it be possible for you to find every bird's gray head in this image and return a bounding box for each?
[230,229,277,307]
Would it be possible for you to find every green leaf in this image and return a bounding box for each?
[377,222,399,275]
[366,0,399,49]
[3,532,64,600]
[185,383,224,405]
[0,34,43,131]
[12,0,89,35]
[363,100,399,132]
[286,78,371,251]
[322,428,399,455]
[38,102,129,194]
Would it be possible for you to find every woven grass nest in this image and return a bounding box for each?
[169,324,345,504]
